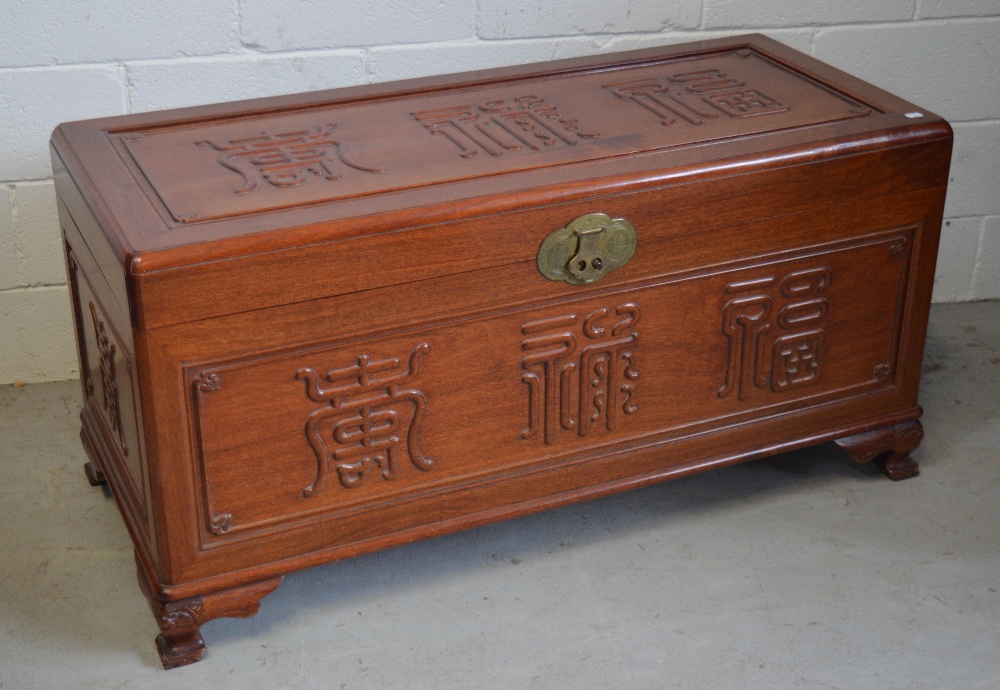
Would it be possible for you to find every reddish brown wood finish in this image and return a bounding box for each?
[835,420,924,480]
[52,35,951,667]
[135,551,282,669]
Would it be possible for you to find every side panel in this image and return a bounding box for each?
[60,202,155,562]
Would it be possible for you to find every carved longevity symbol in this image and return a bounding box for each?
[412,95,598,158]
[521,304,640,445]
[718,268,832,401]
[296,344,433,496]
[603,68,789,126]
[197,123,385,194]
[89,302,127,455]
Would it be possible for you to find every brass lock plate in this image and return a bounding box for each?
[537,213,637,285]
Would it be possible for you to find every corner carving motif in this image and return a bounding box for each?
[197,123,385,195]
[153,600,206,631]
[210,514,233,535]
[520,303,640,445]
[89,302,128,455]
[296,343,433,497]
[195,372,222,392]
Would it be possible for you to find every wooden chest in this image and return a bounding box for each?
[52,35,952,668]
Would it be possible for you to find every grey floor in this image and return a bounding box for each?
[1,302,998,690]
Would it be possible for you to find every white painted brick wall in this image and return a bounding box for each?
[945,123,1000,219]
[369,38,607,82]
[0,187,16,292]
[0,0,237,67]
[933,218,982,303]
[976,216,1000,300]
[128,52,367,112]
[0,286,77,383]
[239,0,476,51]
[0,66,127,180]
[703,0,917,28]
[8,182,64,287]
[1,1,998,383]
[917,0,1000,19]
[477,0,702,38]
[812,21,1000,122]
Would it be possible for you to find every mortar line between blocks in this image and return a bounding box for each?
[9,185,27,286]
[969,217,988,299]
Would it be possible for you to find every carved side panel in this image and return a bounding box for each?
[89,302,129,455]
[66,240,150,536]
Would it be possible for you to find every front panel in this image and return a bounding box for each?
[183,230,910,564]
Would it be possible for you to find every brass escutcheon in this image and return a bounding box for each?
[537,213,637,285]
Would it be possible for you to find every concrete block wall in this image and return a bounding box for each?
[1,1,998,383]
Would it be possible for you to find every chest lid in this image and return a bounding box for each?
[52,34,950,329]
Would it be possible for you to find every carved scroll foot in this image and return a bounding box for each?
[834,420,923,481]
[135,553,283,669]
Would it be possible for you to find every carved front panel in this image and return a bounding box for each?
[190,233,909,545]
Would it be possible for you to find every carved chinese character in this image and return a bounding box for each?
[604,67,788,126]
[704,89,788,117]
[296,343,433,496]
[667,69,747,94]
[602,78,719,126]
[718,267,832,400]
[521,304,640,445]
[771,331,824,390]
[197,123,385,195]
[412,95,598,158]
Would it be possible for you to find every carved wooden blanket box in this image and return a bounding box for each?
[52,35,952,668]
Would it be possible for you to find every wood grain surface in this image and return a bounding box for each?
[53,34,952,668]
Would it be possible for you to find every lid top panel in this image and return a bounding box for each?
[117,47,873,226]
